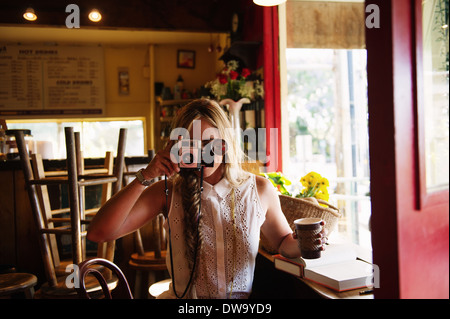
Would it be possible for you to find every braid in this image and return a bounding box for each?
[178,170,203,282]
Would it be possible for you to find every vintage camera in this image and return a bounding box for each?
[179,139,202,170]
[174,138,226,170]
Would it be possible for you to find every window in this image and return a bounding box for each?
[7,117,145,159]
[283,49,371,248]
[421,0,449,192]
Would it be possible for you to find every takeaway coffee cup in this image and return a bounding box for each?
[294,218,323,259]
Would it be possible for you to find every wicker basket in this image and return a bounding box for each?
[260,194,342,254]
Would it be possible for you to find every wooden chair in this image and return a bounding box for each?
[73,131,117,264]
[0,273,38,299]
[76,258,133,299]
[128,212,168,299]
[122,150,169,298]
[30,150,115,276]
[14,127,127,298]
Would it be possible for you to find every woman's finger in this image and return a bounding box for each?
[164,141,182,172]
[159,155,179,175]
[156,157,175,177]
[145,151,174,178]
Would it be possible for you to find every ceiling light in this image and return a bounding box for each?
[253,0,286,6]
[88,9,102,22]
[23,8,37,21]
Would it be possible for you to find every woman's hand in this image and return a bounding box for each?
[293,220,328,250]
[143,141,180,179]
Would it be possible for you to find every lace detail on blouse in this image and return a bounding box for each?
[163,174,265,299]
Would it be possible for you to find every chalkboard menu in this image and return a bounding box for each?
[0,45,105,115]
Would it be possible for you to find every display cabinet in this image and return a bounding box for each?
[154,97,192,151]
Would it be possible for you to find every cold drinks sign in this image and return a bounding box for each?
[0,45,105,115]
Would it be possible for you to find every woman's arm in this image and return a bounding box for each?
[87,142,179,243]
[256,176,301,258]
[257,175,327,258]
[87,179,166,242]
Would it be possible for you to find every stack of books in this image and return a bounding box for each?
[273,244,374,292]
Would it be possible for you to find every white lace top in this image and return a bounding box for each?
[160,174,266,299]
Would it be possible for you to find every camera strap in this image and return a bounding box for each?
[165,167,204,299]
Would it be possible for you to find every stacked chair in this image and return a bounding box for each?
[15,127,127,298]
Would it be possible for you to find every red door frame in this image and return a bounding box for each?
[366,0,449,298]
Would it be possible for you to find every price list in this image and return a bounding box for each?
[0,45,105,114]
[0,53,43,109]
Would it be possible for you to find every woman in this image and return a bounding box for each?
[87,99,324,299]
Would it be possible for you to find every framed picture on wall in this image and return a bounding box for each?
[177,50,195,69]
[118,67,130,95]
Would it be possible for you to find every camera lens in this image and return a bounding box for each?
[182,152,194,164]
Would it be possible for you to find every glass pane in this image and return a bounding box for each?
[422,0,449,191]
[8,119,145,159]
[285,49,371,248]
[82,120,144,157]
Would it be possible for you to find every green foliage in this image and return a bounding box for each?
[260,172,292,196]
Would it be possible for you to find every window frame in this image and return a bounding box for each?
[413,0,449,209]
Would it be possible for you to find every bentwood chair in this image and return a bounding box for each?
[76,258,133,299]
[14,127,127,298]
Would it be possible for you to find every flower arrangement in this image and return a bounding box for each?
[296,171,329,202]
[261,171,330,202]
[205,60,264,102]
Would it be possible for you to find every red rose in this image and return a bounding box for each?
[229,70,239,80]
[218,74,228,84]
[241,68,251,78]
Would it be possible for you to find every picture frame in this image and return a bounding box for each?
[118,67,130,96]
[177,50,195,69]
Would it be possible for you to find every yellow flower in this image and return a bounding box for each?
[297,171,330,202]
[306,172,322,187]
[300,177,309,187]
[315,191,329,202]
[319,177,329,192]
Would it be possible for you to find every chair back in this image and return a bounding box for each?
[14,127,127,292]
[77,258,133,299]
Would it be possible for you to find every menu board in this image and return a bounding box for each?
[0,45,105,115]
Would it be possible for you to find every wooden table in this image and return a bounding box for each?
[256,248,374,299]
